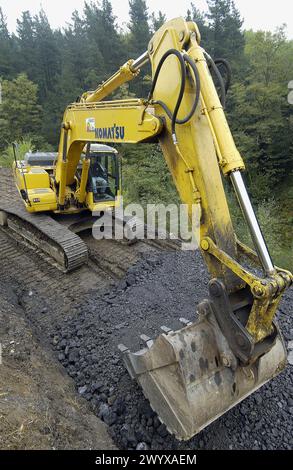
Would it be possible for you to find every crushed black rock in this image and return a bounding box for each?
[52,250,293,450]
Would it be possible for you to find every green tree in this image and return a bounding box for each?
[101,0,126,71]
[83,0,124,79]
[16,10,60,101]
[60,10,100,93]
[0,74,42,149]
[128,0,151,96]
[33,9,60,98]
[0,7,14,77]
[128,0,150,56]
[16,12,38,82]
[206,0,244,68]
[121,144,179,206]
[150,11,166,33]
[228,28,293,198]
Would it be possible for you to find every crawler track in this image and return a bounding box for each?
[0,169,88,271]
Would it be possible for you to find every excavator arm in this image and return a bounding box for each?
[54,17,291,439]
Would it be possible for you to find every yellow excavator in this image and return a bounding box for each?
[10,17,292,440]
[14,143,121,214]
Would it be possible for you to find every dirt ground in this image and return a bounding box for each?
[0,277,116,450]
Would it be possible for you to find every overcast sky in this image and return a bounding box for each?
[1,0,293,38]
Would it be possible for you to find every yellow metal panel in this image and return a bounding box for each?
[188,42,245,174]
[15,167,50,190]
[55,102,162,186]
[149,17,238,285]
[78,158,90,204]
[85,191,121,213]
[25,188,57,212]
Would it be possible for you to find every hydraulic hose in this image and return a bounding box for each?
[148,49,201,142]
[205,53,232,108]
[205,53,227,108]
[214,58,232,94]
[178,54,201,125]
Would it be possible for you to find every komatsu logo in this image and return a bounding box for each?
[95,124,125,140]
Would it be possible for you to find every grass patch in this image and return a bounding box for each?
[0,139,34,168]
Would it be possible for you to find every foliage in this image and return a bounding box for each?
[227,190,293,270]
[150,11,166,33]
[206,0,244,65]
[0,8,15,78]
[0,73,42,150]
[128,0,150,56]
[228,27,293,197]
[120,144,179,206]
[0,138,34,167]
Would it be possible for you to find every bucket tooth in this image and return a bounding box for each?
[179,317,192,326]
[118,343,129,353]
[140,334,153,348]
[120,306,287,441]
[160,325,173,334]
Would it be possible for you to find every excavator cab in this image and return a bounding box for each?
[87,145,120,202]
[78,143,121,213]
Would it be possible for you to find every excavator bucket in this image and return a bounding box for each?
[119,301,286,441]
